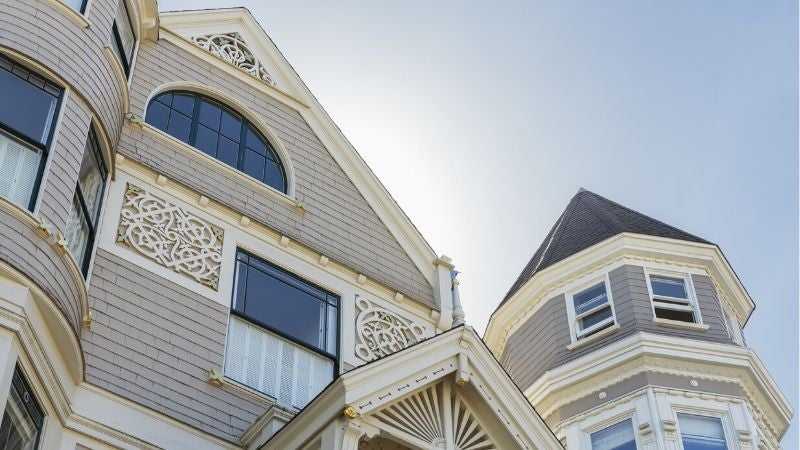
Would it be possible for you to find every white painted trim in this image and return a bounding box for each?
[566,323,620,351]
[564,272,619,344]
[138,81,298,199]
[102,47,130,115]
[486,233,755,356]
[652,317,710,331]
[644,267,704,326]
[48,0,91,29]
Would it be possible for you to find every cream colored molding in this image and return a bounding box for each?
[486,233,755,356]
[0,197,89,335]
[524,332,791,442]
[48,0,91,28]
[353,296,427,362]
[138,122,299,206]
[158,28,308,111]
[113,158,436,320]
[190,32,276,85]
[239,404,296,449]
[116,183,224,290]
[159,9,440,291]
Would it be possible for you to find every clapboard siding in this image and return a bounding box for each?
[119,39,435,307]
[500,265,734,391]
[82,249,272,442]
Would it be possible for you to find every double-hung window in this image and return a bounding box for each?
[590,419,637,450]
[0,366,45,450]
[571,280,616,340]
[647,273,698,324]
[111,0,136,76]
[225,250,338,409]
[678,414,729,450]
[65,128,107,275]
[0,54,62,211]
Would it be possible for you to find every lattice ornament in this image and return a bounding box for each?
[116,183,223,289]
[355,297,426,362]
[373,381,497,450]
[190,32,276,85]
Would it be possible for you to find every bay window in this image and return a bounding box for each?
[0,54,62,211]
[65,128,107,275]
[225,250,338,409]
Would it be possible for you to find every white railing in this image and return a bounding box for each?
[224,316,334,409]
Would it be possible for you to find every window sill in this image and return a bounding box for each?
[139,122,300,210]
[49,0,90,29]
[653,317,710,331]
[567,323,620,350]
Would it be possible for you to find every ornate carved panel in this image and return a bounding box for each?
[355,297,426,362]
[372,381,497,450]
[116,183,223,289]
[190,32,276,85]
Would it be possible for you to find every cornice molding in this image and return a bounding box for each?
[525,333,791,442]
[485,233,755,356]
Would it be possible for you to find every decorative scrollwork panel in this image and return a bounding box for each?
[190,32,276,86]
[355,297,427,362]
[116,183,224,289]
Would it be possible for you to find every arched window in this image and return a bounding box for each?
[146,91,287,193]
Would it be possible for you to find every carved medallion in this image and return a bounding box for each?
[355,297,426,362]
[190,32,276,86]
[116,183,223,289]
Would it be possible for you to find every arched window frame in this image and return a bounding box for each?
[143,86,293,196]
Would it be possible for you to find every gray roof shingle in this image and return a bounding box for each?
[498,189,711,307]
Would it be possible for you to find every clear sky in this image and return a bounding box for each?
[162,1,798,445]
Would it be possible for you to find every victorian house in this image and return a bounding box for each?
[0,2,790,450]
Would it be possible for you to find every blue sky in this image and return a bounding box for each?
[162,1,798,444]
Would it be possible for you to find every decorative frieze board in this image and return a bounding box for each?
[116,183,224,289]
[354,296,427,362]
[190,32,276,86]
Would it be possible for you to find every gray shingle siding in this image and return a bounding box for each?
[83,249,272,442]
[0,0,126,147]
[121,39,434,306]
[500,265,733,391]
[0,209,82,333]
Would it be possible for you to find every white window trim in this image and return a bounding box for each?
[565,273,619,345]
[644,268,704,326]
[580,408,642,450]
[673,407,737,450]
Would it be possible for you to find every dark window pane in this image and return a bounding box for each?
[220,110,241,141]
[154,92,173,106]
[217,136,239,167]
[655,308,694,323]
[0,66,59,144]
[242,264,325,349]
[243,149,266,181]
[172,94,195,116]
[194,125,219,157]
[146,100,170,131]
[245,126,267,156]
[574,282,608,315]
[0,367,45,450]
[678,414,728,450]
[198,100,221,130]
[581,306,612,329]
[166,111,192,143]
[651,275,688,299]
[264,160,285,192]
